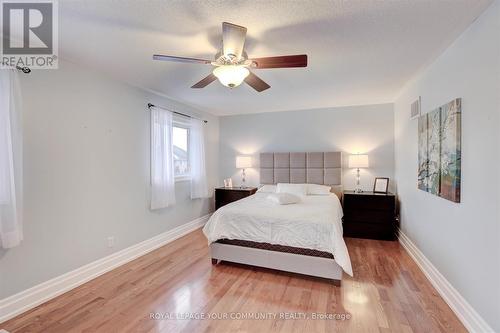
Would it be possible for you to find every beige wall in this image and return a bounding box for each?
[0,60,219,298]
[394,2,500,330]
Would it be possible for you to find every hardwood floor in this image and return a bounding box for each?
[1,229,466,333]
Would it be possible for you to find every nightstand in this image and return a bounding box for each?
[215,187,257,210]
[342,191,397,240]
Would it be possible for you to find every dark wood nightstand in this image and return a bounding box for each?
[215,187,257,210]
[342,191,397,240]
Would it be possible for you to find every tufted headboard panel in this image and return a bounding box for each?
[260,152,343,196]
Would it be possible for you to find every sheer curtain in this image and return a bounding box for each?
[189,118,209,199]
[0,70,23,248]
[150,106,176,209]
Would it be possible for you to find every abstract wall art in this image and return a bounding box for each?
[417,98,461,203]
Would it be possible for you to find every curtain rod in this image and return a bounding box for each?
[147,103,208,123]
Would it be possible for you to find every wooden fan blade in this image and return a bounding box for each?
[191,74,217,88]
[244,72,270,92]
[222,22,247,60]
[250,54,307,69]
[153,54,211,64]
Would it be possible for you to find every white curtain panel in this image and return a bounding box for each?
[150,107,176,209]
[189,118,209,199]
[0,70,23,248]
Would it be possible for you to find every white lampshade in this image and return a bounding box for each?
[213,65,250,88]
[236,156,252,169]
[349,154,369,168]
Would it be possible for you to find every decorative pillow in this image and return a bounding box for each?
[276,183,308,196]
[308,184,332,195]
[267,193,301,205]
[257,184,277,193]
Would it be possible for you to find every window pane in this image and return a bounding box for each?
[173,126,189,176]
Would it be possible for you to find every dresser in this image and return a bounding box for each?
[215,187,258,210]
[342,191,397,240]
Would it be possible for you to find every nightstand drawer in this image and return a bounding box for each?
[216,191,247,207]
[343,195,395,211]
[215,187,257,210]
[343,221,395,240]
[343,210,395,224]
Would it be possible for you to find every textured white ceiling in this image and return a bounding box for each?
[58,0,493,115]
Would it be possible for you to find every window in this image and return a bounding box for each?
[173,124,190,179]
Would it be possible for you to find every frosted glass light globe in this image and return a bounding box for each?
[213,65,250,88]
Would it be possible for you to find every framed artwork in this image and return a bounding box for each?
[373,177,389,194]
[417,114,428,191]
[417,98,461,203]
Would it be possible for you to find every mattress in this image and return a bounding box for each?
[203,192,353,276]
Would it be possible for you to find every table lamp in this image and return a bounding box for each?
[348,154,369,193]
[236,156,252,188]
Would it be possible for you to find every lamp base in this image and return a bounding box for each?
[240,168,246,189]
[354,168,363,193]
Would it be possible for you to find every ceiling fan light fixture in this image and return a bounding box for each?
[153,22,307,92]
[212,65,249,88]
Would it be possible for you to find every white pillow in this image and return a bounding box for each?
[257,184,277,193]
[276,183,308,196]
[307,184,332,195]
[267,193,300,205]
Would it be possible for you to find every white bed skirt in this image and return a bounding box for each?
[210,243,343,285]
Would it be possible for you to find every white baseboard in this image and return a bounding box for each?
[0,214,211,324]
[398,229,494,333]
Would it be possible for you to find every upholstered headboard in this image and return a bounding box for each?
[260,152,343,196]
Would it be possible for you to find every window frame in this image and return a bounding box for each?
[172,117,191,182]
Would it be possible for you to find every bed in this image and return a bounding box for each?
[203,152,352,285]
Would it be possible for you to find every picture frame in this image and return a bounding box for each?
[373,177,389,194]
[223,178,233,188]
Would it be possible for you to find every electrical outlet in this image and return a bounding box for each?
[107,236,115,248]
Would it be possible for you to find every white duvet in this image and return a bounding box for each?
[203,193,353,276]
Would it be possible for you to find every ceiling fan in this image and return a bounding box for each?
[153,22,308,92]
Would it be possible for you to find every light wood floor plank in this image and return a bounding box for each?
[1,229,466,333]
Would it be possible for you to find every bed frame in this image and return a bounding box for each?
[210,152,345,286]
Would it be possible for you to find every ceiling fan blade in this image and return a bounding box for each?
[250,54,308,69]
[153,54,212,64]
[244,72,270,92]
[191,74,217,88]
[222,22,247,60]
